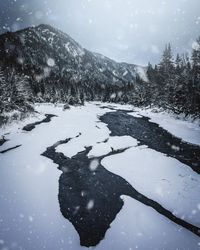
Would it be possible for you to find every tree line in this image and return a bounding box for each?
[0,37,200,118]
[146,37,200,116]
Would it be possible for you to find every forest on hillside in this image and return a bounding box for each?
[146,37,200,116]
[0,36,200,118]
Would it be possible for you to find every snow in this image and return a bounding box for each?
[135,66,148,82]
[64,42,85,57]
[192,41,200,50]
[131,107,200,146]
[89,159,99,171]
[0,102,199,249]
[0,111,45,138]
[55,105,110,158]
[97,196,200,250]
[47,58,55,67]
[86,200,95,210]
[102,146,200,227]
[88,136,137,158]
[123,70,128,76]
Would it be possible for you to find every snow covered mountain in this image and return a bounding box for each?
[0,24,147,105]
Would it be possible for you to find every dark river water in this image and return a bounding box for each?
[0,106,200,249]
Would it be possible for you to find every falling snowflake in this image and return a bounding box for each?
[89,159,99,171]
[192,41,200,50]
[47,58,55,67]
[28,216,34,222]
[87,199,94,210]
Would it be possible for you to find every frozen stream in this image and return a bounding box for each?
[0,102,200,250]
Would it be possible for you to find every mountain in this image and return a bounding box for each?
[0,24,147,112]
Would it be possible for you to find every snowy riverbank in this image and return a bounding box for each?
[0,102,199,250]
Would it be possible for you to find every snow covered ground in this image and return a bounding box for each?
[131,107,200,146]
[0,102,199,250]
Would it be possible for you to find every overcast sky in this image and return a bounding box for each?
[0,0,200,65]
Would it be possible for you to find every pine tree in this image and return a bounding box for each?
[0,68,6,113]
[157,44,174,108]
[159,43,174,75]
[191,37,200,85]
[191,37,200,114]
[175,54,182,74]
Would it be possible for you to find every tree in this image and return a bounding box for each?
[159,43,174,75]
[191,37,200,84]
[0,68,6,113]
[191,37,200,114]
[146,39,200,116]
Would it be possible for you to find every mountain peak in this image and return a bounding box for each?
[0,24,147,91]
[36,24,54,29]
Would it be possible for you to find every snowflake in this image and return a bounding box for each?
[87,199,94,210]
[47,58,55,67]
[89,159,99,171]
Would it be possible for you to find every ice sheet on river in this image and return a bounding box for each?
[0,102,199,249]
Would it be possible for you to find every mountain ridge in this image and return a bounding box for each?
[0,24,147,114]
[0,24,147,82]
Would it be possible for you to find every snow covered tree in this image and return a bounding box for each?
[191,37,200,114]
[146,38,200,116]
[159,44,174,75]
[0,68,6,113]
[191,37,200,85]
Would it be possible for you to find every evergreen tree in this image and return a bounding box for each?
[159,43,174,76]
[146,39,200,116]
[191,37,200,113]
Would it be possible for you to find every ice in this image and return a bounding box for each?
[131,108,200,146]
[88,136,138,158]
[96,196,200,250]
[102,146,200,227]
[55,104,111,158]
[0,102,199,249]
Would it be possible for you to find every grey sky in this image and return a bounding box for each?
[0,0,200,65]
